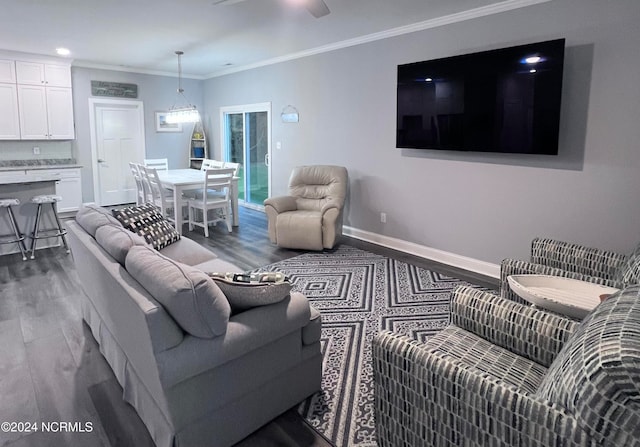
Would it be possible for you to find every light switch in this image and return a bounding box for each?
[33,147,40,155]
[276,141,282,150]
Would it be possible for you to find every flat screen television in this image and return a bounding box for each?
[396,39,565,155]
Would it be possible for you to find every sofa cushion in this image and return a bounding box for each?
[615,242,640,285]
[160,237,218,266]
[112,204,180,250]
[536,286,640,442]
[95,224,148,265]
[209,273,292,314]
[125,246,230,338]
[76,203,121,237]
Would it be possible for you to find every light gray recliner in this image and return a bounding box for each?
[264,165,348,250]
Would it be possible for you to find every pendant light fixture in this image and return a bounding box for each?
[166,50,200,124]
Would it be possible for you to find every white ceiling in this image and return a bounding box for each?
[1,0,545,79]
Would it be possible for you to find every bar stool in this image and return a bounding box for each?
[0,198,28,261]
[29,195,69,259]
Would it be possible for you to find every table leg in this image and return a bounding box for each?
[174,185,183,235]
[231,178,239,227]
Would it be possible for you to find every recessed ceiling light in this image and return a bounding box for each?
[56,47,71,56]
[525,56,541,64]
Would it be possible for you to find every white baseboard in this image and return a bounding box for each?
[343,226,500,279]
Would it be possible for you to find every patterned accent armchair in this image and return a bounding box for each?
[500,237,640,305]
[264,165,348,250]
[373,285,640,447]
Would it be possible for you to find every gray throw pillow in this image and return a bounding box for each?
[95,224,148,265]
[209,273,292,314]
[76,204,122,237]
[126,246,230,338]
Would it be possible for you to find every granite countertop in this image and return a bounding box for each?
[0,159,82,172]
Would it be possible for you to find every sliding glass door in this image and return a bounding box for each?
[220,103,271,208]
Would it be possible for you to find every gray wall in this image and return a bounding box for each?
[70,67,203,202]
[202,0,640,265]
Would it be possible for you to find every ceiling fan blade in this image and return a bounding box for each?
[305,0,330,18]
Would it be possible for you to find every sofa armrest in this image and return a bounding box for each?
[530,237,626,280]
[451,286,577,367]
[156,291,311,387]
[263,195,298,213]
[373,331,592,447]
[500,258,624,305]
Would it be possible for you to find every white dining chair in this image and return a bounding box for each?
[129,162,146,205]
[200,159,225,171]
[144,166,178,225]
[223,161,240,177]
[187,170,233,237]
[144,158,169,171]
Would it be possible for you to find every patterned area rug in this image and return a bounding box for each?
[255,245,486,446]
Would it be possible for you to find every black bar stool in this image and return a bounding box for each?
[29,195,69,259]
[0,198,28,261]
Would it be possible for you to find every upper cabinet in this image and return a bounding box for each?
[0,56,74,140]
[0,59,16,83]
[16,61,72,88]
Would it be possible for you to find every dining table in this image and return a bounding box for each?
[157,168,239,235]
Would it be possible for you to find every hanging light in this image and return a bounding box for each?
[166,50,200,124]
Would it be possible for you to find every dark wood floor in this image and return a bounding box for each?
[0,206,497,447]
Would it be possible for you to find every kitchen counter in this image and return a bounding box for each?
[0,159,81,172]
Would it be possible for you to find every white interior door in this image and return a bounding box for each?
[89,99,145,206]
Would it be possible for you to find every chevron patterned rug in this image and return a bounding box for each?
[255,245,485,447]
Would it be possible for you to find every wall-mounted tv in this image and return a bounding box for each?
[396,39,565,155]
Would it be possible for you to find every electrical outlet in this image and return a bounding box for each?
[33,146,40,155]
[380,212,387,223]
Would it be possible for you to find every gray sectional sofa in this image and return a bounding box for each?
[66,204,323,447]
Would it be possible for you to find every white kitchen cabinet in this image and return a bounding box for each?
[54,169,82,212]
[0,83,20,139]
[0,59,16,83]
[15,61,71,88]
[17,84,74,140]
[25,168,82,212]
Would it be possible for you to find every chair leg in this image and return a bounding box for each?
[188,204,194,232]
[225,205,232,233]
[203,207,209,238]
[51,202,70,254]
[30,204,43,260]
[6,206,27,261]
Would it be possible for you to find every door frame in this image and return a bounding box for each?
[88,98,146,206]
[219,102,272,210]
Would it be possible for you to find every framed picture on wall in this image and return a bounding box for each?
[155,112,182,132]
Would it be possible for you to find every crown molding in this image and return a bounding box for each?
[71,60,206,80]
[206,0,553,78]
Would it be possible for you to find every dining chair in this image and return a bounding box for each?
[200,159,225,171]
[187,170,233,237]
[223,161,240,177]
[143,166,178,226]
[144,158,169,171]
[129,162,145,205]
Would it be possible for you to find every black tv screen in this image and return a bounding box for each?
[396,39,565,155]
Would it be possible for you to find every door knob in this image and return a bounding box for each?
[97,159,106,163]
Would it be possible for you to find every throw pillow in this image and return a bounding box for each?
[76,203,122,237]
[112,203,180,250]
[95,224,148,265]
[126,246,230,338]
[208,272,292,314]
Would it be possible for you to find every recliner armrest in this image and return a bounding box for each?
[451,286,577,367]
[156,291,311,387]
[264,195,298,213]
